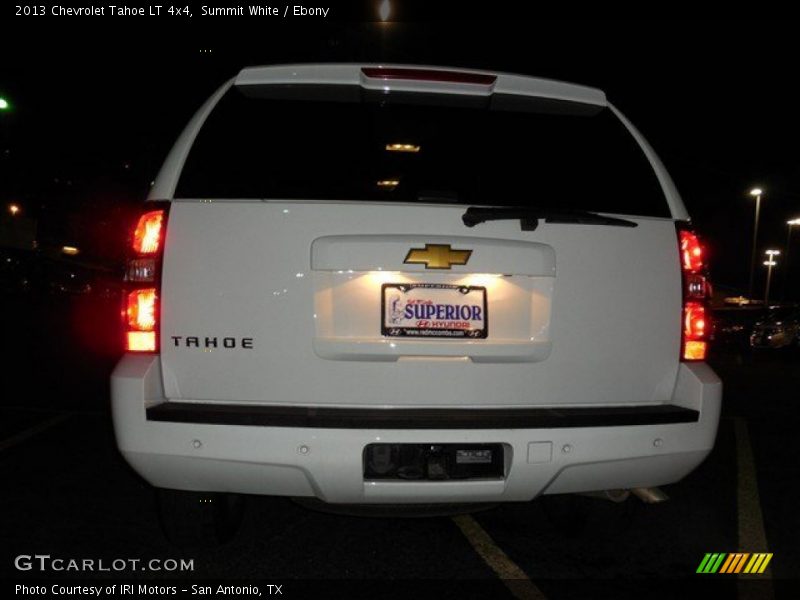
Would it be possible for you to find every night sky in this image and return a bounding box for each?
[2,20,799,296]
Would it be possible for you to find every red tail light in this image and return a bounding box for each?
[683,301,708,360]
[124,203,169,353]
[679,229,704,273]
[677,223,710,361]
[127,288,157,330]
[132,210,165,254]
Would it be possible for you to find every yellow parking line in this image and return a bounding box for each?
[734,417,774,600]
[452,514,546,600]
[0,414,69,452]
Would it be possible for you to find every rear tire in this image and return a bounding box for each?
[156,489,246,547]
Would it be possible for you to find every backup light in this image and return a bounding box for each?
[126,258,157,282]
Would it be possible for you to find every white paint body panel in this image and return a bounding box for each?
[158,202,680,407]
[112,355,721,502]
[310,234,556,276]
[115,64,720,501]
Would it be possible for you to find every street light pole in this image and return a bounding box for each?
[748,188,764,300]
[783,218,800,300]
[763,249,780,306]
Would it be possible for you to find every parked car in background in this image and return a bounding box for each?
[711,307,763,351]
[750,307,800,349]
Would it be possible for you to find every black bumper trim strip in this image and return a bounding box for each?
[146,403,699,429]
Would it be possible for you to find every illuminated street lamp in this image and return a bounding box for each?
[378,0,391,21]
[763,249,780,306]
[748,188,764,300]
[784,218,800,299]
[0,97,9,111]
[8,203,20,216]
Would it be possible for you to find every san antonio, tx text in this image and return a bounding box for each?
[16,584,279,596]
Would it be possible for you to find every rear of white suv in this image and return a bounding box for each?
[111,64,721,543]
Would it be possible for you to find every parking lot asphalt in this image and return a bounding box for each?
[2,295,798,599]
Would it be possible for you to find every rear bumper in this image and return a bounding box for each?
[146,402,700,429]
[111,355,721,503]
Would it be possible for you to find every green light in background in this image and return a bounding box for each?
[0,97,9,110]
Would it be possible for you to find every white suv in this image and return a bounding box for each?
[111,64,721,544]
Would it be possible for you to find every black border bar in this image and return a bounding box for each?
[146,403,699,429]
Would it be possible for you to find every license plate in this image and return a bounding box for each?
[456,449,493,464]
[381,283,488,339]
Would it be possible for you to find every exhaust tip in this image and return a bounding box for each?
[632,487,670,504]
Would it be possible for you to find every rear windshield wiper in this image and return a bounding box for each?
[462,206,638,231]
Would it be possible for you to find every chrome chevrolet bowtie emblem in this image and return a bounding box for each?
[403,244,472,270]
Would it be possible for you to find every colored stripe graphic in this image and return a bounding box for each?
[744,553,773,574]
[697,553,727,574]
[720,553,749,573]
[719,554,735,573]
[697,552,773,574]
[733,553,750,573]
[696,554,714,573]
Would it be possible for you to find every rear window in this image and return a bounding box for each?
[175,85,670,218]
